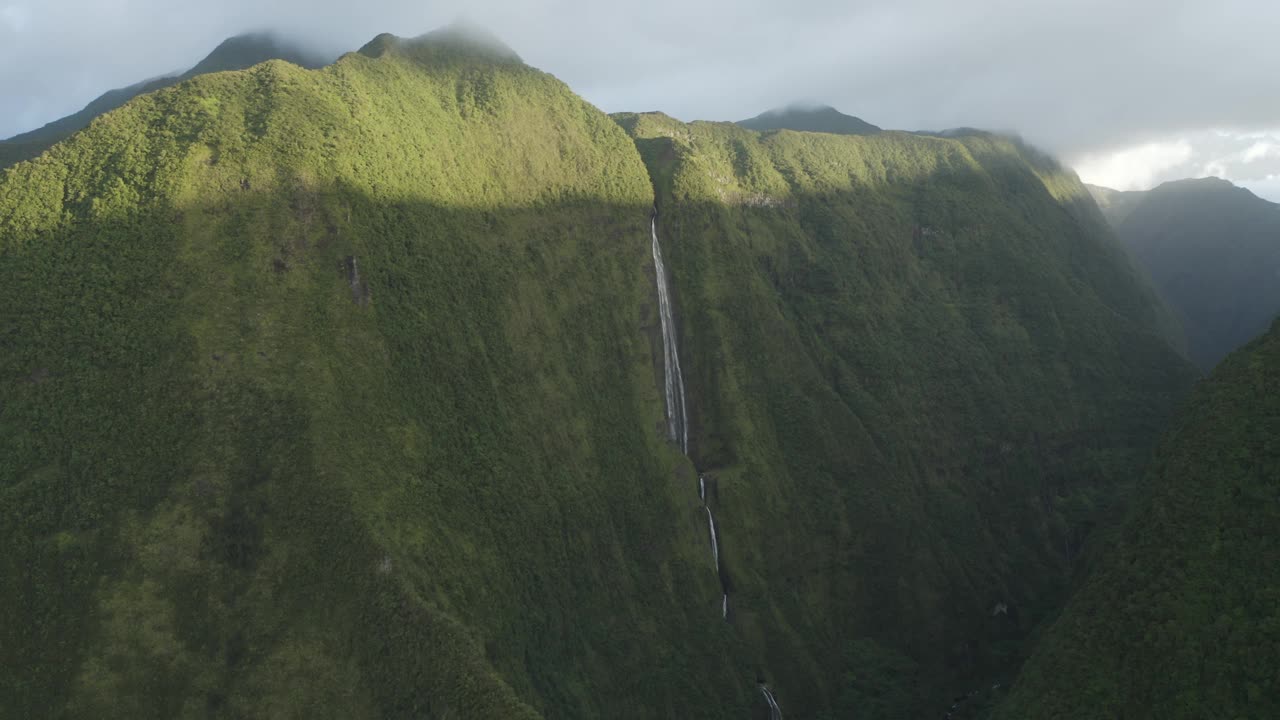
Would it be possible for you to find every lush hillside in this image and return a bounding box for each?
[997,317,1280,718]
[738,104,881,135]
[1,23,1201,719]
[1090,178,1280,370]
[614,112,1195,717]
[0,32,332,170]
[0,27,761,719]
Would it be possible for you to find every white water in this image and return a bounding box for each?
[760,686,783,720]
[704,506,720,571]
[651,218,745,684]
[651,216,688,453]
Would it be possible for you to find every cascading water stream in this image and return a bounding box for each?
[703,504,728,617]
[704,506,720,569]
[651,212,773,711]
[651,215,688,454]
[760,685,783,720]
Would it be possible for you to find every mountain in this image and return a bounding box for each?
[737,104,881,135]
[997,316,1280,718]
[2,25,1196,718]
[0,32,333,169]
[1085,182,1147,226]
[614,113,1193,716]
[1089,178,1280,370]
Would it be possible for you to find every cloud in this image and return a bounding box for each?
[1,4,31,32]
[1072,140,1193,191]
[1242,142,1279,164]
[1,0,1279,187]
[1072,129,1280,201]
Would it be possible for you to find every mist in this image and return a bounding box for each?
[3,0,1279,196]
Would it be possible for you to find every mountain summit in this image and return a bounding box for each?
[1090,177,1280,369]
[0,32,331,169]
[358,24,523,64]
[737,103,881,135]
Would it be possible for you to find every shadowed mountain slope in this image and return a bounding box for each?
[614,112,1195,717]
[997,316,1280,718]
[1090,178,1280,370]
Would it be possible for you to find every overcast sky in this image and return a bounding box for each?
[3,0,1279,199]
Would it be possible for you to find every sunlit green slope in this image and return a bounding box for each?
[1,28,756,719]
[0,32,332,170]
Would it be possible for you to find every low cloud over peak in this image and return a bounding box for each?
[2,0,1277,197]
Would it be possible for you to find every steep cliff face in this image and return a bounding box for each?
[0,31,760,719]
[998,317,1280,719]
[1,25,1201,719]
[617,112,1196,716]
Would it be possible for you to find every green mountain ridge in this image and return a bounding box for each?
[0,32,333,170]
[2,25,1200,719]
[1089,177,1280,370]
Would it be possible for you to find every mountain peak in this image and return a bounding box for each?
[358,23,522,64]
[1152,176,1238,194]
[187,31,328,77]
[737,104,881,135]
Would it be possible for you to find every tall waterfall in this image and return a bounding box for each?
[651,216,688,454]
[651,213,770,704]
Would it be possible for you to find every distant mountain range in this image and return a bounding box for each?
[0,32,332,169]
[1088,178,1280,370]
[737,104,881,135]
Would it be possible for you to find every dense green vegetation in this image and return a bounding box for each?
[0,32,332,170]
[1,28,754,718]
[2,23,1200,718]
[998,317,1280,718]
[737,104,881,135]
[615,112,1195,716]
[1090,178,1280,370]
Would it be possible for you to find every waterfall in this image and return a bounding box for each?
[651,216,688,453]
[704,506,720,570]
[760,686,783,720]
[652,213,772,707]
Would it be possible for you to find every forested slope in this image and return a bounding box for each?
[1,28,749,719]
[0,33,331,170]
[0,25,1200,719]
[616,112,1196,717]
[998,318,1280,718]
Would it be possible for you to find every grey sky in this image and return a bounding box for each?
[3,0,1279,198]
